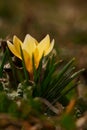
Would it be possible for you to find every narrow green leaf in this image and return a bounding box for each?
[20,46,29,81]
[41,56,56,93]
[46,66,75,99]
[55,58,75,82]
[0,50,7,78]
[7,48,17,87]
[70,68,85,79]
[33,54,43,83]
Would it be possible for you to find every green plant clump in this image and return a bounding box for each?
[0,38,85,130]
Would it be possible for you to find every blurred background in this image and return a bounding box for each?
[0,0,87,68]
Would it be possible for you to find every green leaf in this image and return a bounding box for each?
[53,58,75,84]
[60,114,76,130]
[7,48,17,88]
[0,50,7,78]
[0,92,10,112]
[8,101,19,117]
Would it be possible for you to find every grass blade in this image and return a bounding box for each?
[0,50,7,78]
[7,48,17,88]
[20,46,29,81]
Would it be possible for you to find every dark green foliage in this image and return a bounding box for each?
[32,56,84,106]
[60,114,76,130]
[0,91,43,119]
[0,83,3,91]
[0,50,7,78]
[6,48,18,88]
[0,92,10,112]
[0,92,19,117]
[8,101,19,117]
[0,49,84,117]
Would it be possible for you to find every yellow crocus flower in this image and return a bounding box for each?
[7,34,54,75]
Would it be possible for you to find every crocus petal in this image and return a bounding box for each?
[7,41,21,59]
[44,39,54,56]
[22,49,33,74]
[22,34,38,56]
[37,34,50,59]
[7,34,55,76]
[13,35,23,54]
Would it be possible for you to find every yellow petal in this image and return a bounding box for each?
[22,34,38,56]
[7,41,21,59]
[37,34,50,59]
[13,35,23,53]
[22,49,33,74]
[44,39,54,56]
